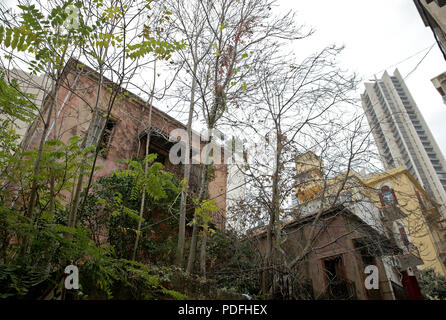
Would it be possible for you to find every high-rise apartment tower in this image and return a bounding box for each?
[361,69,446,215]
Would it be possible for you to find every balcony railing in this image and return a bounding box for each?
[380,203,407,222]
[397,243,424,270]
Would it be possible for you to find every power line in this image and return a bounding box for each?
[404,44,436,80]
[370,43,436,79]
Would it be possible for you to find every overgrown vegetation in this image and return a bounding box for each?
[0,131,190,299]
[0,0,420,301]
[419,268,446,300]
[79,166,181,263]
[206,230,261,295]
[0,0,194,300]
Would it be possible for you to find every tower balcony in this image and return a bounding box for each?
[396,243,424,270]
[379,203,407,222]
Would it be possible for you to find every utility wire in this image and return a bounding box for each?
[404,44,436,80]
[370,43,435,78]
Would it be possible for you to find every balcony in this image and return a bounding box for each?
[380,203,407,222]
[352,231,402,257]
[396,243,424,270]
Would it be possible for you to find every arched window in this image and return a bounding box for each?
[379,185,398,207]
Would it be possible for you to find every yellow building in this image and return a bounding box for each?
[364,167,446,276]
[294,152,446,277]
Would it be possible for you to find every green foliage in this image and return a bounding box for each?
[191,197,218,236]
[0,146,188,299]
[419,268,446,300]
[78,258,187,300]
[0,71,35,173]
[0,213,115,299]
[79,156,181,262]
[0,71,35,123]
[0,0,195,301]
[0,121,20,173]
[0,2,94,74]
[206,230,261,295]
[0,264,47,298]
[0,133,102,299]
[2,136,93,215]
[125,5,185,61]
[126,39,185,61]
[118,260,187,300]
[117,154,178,201]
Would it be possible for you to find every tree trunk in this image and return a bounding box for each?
[176,64,198,267]
[186,161,209,274]
[26,78,60,219]
[262,130,282,296]
[199,227,208,280]
[131,108,153,261]
[66,68,104,231]
[131,142,148,261]
[132,61,157,261]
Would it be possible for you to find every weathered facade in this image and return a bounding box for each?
[253,206,397,300]
[365,167,446,276]
[282,151,430,299]
[22,58,229,228]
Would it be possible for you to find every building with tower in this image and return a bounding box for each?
[361,69,446,216]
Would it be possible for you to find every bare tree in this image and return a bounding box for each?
[0,0,181,244]
[165,0,216,267]
[222,44,391,297]
[167,0,304,277]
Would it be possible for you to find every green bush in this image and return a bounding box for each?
[206,230,261,295]
[419,268,446,300]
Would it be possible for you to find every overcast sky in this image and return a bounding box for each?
[278,0,446,157]
[4,0,445,158]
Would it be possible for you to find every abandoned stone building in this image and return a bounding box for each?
[21,58,230,229]
[252,205,406,300]
[250,151,430,300]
